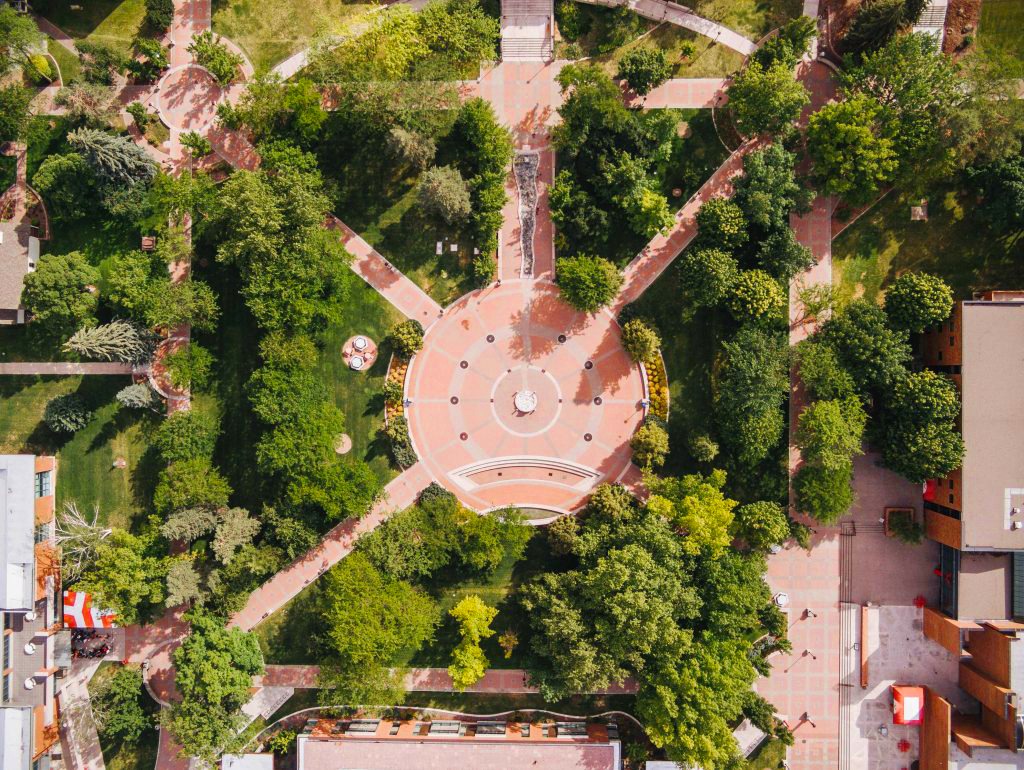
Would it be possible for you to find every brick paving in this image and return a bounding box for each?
[0,362,135,375]
[623,77,729,109]
[229,463,434,631]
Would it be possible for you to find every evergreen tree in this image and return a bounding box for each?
[68,128,158,188]
[64,320,155,364]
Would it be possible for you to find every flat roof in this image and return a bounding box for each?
[0,707,30,770]
[958,552,1011,621]
[960,302,1024,550]
[298,736,619,770]
[0,455,37,610]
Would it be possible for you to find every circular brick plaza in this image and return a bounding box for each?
[155,64,222,132]
[405,280,646,513]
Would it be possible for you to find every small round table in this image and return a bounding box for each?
[342,335,378,372]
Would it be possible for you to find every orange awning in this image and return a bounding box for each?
[893,685,924,725]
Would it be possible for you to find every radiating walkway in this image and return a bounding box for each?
[0,362,135,375]
[229,463,433,631]
[623,77,728,108]
[260,665,639,694]
[326,215,443,326]
[574,0,757,54]
[611,139,759,314]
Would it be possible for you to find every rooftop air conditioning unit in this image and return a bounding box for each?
[1012,521,1023,531]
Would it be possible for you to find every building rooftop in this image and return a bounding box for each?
[297,718,620,770]
[0,455,37,610]
[959,301,1024,550]
[0,708,31,770]
[957,552,1011,621]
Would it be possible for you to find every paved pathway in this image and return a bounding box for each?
[32,15,78,55]
[623,77,728,108]
[0,362,135,375]
[611,139,760,314]
[326,215,443,325]
[260,665,639,694]
[57,662,106,770]
[574,0,757,54]
[229,463,433,630]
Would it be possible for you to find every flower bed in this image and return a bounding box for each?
[644,353,669,421]
[384,355,408,425]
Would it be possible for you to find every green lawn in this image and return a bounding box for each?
[0,376,158,531]
[832,184,1024,304]
[978,0,1024,73]
[580,21,746,78]
[87,663,160,770]
[746,736,788,770]
[37,0,147,55]
[212,0,377,72]
[680,0,801,38]
[318,275,403,485]
[47,38,82,83]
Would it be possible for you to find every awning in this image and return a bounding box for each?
[893,685,924,725]
[62,591,117,628]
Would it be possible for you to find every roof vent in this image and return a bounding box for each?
[1012,521,1023,531]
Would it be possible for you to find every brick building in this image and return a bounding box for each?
[918,293,1024,766]
[1,455,64,770]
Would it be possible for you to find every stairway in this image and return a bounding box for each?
[500,0,554,61]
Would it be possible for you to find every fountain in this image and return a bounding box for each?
[514,390,538,414]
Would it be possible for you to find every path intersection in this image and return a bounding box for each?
[39,0,851,767]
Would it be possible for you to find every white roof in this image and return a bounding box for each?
[222,754,275,770]
[0,707,31,770]
[0,455,37,610]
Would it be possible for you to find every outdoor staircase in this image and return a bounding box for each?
[500,0,554,61]
[912,0,948,46]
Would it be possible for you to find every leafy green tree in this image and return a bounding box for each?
[755,229,815,283]
[794,462,854,523]
[458,507,531,574]
[418,0,500,65]
[647,470,737,556]
[230,77,327,148]
[967,153,1024,233]
[842,0,928,57]
[727,270,786,323]
[161,507,217,543]
[840,34,963,183]
[796,396,866,471]
[794,338,856,400]
[143,279,220,332]
[604,152,674,236]
[696,197,748,252]
[816,299,911,391]
[883,272,954,333]
[68,128,158,189]
[448,595,497,690]
[32,153,97,222]
[546,514,580,556]
[64,321,154,364]
[318,553,437,704]
[678,247,739,308]
[212,508,261,565]
[0,6,42,75]
[879,370,964,482]
[733,501,790,550]
[386,126,436,172]
[92,665,151,742]
[44,394,92,433]
[689,434,719,463]
[23,252,99,342]
[714,326,789,467]
[164,344,215,390]
[313,6,427,82]
[155,409,219,464]
[621,318,661,362]
[617,48,672,95]
[728,61,809,137]
[54,83,118,126]
[76,40,126,85]
[76,530,168,625]
[180,131,213,158]
[807,95,898,205]
[556,255,622,311]
[733,145,813,236]
[359,502,457,581]
[418,165,473,225]
[389,319,425,358]
[145,0,174,31]
[549,171,610,251]
[631,421,669,468]
[153,458,232,516]
[125,37,169,82]
[0,84,32,142]
[187,31,243,84]
[169,613,264,762]
[753,16,817,68]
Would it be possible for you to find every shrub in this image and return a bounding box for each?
[126,102,152,130]
[384,416,417,467]
[473,253,496,286]
[145,0,174,31]
[883,272,953,333]
[888,510,924,544]
[630,420,669,467]
[389,320,424,358]
[155,410,219,464]
[696,197,748,252]
[644,353,669,420]
[689,433,719,463]
[187,31,243,84]
[44,394,92,433]
[620,318,660,363]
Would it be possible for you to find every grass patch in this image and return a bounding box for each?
[47,38,82,83]
[87,662,161,770]
[0,375,158,531]
[832,183,1024,304]
[143,120,170,150]
[317,274,403,485]
[211,0,377,72]
[746,736,788,770]
[979,0,1024,74]
[36,0,147,55]
[583,22,746,78]
[679,0,801,38]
